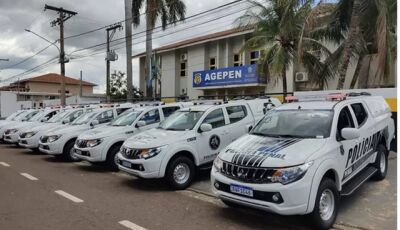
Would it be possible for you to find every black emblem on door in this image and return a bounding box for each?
[209,135,220,150]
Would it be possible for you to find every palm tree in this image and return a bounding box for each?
[132,0,186,98]
[319,0,396,89]
[237,0,335,96]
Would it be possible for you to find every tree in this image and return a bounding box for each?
[318,0,396,89]
[110,70,143,100]
[132,0,186,98]
[237,0,335,96]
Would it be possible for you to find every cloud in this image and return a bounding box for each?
[0,0,245,93]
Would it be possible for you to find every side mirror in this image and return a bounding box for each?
[90,120,99,127]
[200,123,212,133]
[21,118,28,122]
[40,117,48,122]
[341,128,360,140]
[136,120,146,128]
[62,119,70,124]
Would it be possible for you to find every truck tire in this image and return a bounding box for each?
[309,178,339,230]
[63,140,80,162]
[165,156,195,190]
[372,144,388,181]
[106,144,121,171]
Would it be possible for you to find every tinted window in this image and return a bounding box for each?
[202,108,225,129]
[162,106,181,118]
[351,103,368,126]
[226,106,247,123]
[116,107,130,116]
[97,110,114,124]
[337,107,355,140]
[139,109,160,125]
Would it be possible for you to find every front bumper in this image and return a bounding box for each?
[117,152,163,179]
[211,167,311,215]
[38,140,62,155]
[18,135,40,149]
[3,133,19,143]
[74,144,105,162]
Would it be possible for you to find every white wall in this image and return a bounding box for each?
[0,92,32,118]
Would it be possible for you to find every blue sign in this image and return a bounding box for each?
[192,64,265,88]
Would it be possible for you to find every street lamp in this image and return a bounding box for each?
[25,29,67,106]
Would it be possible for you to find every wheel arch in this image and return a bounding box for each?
[159,149,197,178]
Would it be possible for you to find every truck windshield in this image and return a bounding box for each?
[6,111,24,121]
[71,111,97,125]
[22,110,40,121]
[251,110,333,138]
[110,111,142,126]
[47,111,68,123]
[158,110,204,131]
[27,111,45,122]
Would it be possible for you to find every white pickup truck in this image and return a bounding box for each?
[3,109,60,144]
[0,109,40,140]
[211,93,395,229]
[117,98,281,189]
[38,106,132,161]
[73,102,191,170]
[19,108,89,150]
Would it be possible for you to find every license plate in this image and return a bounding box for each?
[121,160,132,168]
[75,149,82,155]
[230,184,253,197]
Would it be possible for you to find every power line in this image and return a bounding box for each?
[1,43,55,70]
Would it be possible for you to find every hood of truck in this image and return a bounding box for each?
[219,134,327,167]
[79,125,131,139]
[124,128,192,149]
[46,124,88,136]
[28,123,64,133]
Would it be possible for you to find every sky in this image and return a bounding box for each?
[0,0,248,93]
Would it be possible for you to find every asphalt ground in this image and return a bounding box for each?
[0,145,396,230]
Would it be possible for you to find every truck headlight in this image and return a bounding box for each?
[213,156,223,172]
[86,139,102,148]
[24,131,37,138]
[269,161,313,185]
[48,135,61,143]
[137,146,166,159]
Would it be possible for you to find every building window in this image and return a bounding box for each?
[180,61,187,77]
[209,57,216,70]
[233,54,242,67]
[250,50,260,64]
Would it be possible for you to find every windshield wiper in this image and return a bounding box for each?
[250,132,268,137]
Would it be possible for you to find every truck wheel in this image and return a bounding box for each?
[309,178,339,230]
[165,156,195,190]
[63,140,80,162]
[106,144,121,171]
[372,144,388,181]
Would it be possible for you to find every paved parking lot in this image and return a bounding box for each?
[0,145,396,230]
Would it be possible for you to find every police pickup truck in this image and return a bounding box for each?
[19,108,89,150]
[3,108,60,144]
[73,102,191,170]
[39,106,132,161]
[211,93,395,229]
[0,109,40,140]
[117,98,281,189]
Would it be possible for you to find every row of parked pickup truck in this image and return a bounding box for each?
[0,93,395,230]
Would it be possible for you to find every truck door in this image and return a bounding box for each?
[336,106,358,183]
[196,108,230,164]
[225,105,253,142]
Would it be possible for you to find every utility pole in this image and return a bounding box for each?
[105,24,122,102]
[124,0,133,102]
[79,70,83,97]
[44,4,77,107]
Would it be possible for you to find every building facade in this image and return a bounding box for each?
[134,28,396,100]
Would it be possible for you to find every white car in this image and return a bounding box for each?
[211,93,395,229]
[117,98,281,189]
[0,109,40,140]
[38,107,131,161]
[74,103,191,170]
[3,109,60,144]
[18,108,90,150]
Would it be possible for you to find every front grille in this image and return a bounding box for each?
[40,136,48,143]
[4,130,11,135]
[76,139,87,148]
[220,161,276,184]
[120,146,139,159]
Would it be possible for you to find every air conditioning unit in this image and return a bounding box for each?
[106,51,118,61]
[180,53,187,61]
[295,72,309,82]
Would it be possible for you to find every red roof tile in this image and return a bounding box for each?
[19,73,97,86]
